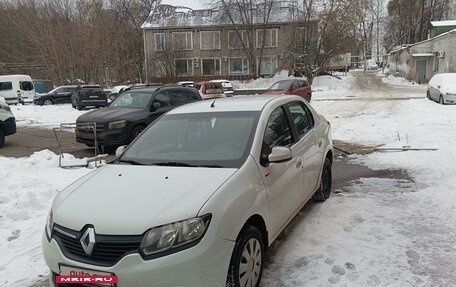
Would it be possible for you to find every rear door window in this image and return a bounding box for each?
[0,82,13,91]
[153,91,172,108]
[20,81,34,91]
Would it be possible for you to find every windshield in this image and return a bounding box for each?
[268,81,292,91]
[120,111,260,168]
[110,90,154,108]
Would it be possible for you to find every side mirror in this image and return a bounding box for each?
[115,145,127,157]
[268,147,292,163]
[437,85,441,89]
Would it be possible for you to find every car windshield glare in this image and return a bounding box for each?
[120,111,260,168]
[269,82,292,91]
[111,91,153,108]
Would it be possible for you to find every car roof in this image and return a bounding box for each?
[168,95,291,114]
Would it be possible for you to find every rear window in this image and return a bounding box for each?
[0,82,12,91]
[20,81,34,91]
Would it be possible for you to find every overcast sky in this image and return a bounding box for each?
[160,0,209,10]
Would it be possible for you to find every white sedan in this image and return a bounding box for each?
[427,73,456,104]
[42,95,333,287]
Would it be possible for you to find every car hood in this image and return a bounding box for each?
[52,164,237,234]
[35,92,51,98]
[77,107,145,123]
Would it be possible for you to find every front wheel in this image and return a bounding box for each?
[130,125,145,142]
[227,225,264,287]
[427,91,431,100]
[439,95,445,105]
[312,158,332,202]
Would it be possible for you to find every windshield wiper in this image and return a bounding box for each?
[116,159,146,165]
[153,161,195,167]
[195,164,224,168]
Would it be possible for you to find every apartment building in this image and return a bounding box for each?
[141,1,318,82]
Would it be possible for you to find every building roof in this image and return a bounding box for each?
[389,28,456,55]
[430,20,456,27]
[141,1,304,29]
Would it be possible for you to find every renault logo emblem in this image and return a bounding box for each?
[80,227,96,255]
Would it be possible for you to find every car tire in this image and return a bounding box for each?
[77,105,84,111]
[427,91,431,100]
[43,98,54,105]
[130,125,145,142]
[312,158,332,202]
[306,93,312,102]
[0,129,4,148]
[439,95,445,105]
[226,225,265,287]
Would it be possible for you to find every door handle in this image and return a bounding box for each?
[296,157,302,168]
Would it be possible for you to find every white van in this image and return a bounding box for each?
[0,74,35,104]
[0,96,16,147]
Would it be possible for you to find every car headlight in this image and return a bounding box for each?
[108,120,126,129]
[45,210,54,240]
[446,93,456,96]
[140,214,211,258]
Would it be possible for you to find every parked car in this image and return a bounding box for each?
[75,85,202,149]
[178,81,195,87]
[0,74,35,104]
[427,73,456,104]
[43,95,333,287]
[210,79,235,96]
[34,85,78,105]
[264,79,312,102]
[71,85,108,110]
[0,97,16,147]
[195,81,226,100]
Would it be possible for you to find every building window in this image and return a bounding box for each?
[200,31,221,50]
[229,58,249,75]
[154,33,165,51]
[256,28,278,48]
[172,32,193,50]
[175,59,194,76]
[258,56,278,76]
[228,30,248,49]
[202,58,221,76]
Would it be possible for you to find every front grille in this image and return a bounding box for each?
[53,224,143,266]
[76,122,104,134]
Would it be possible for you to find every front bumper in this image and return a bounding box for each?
[75,127,129,146]
[3,117,16,136]
[42,230,234,287]
[444,94,456,104]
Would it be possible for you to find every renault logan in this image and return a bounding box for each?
[42,95,333,287]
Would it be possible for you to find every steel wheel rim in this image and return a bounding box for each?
[239,238,262,287]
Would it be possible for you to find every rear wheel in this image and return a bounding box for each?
[0,129,4,148]
[427,91,431,100]
[227,225,264,287]
[43,98,54,105]
[312,158,332,202]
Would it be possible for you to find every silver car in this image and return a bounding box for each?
[427,73,456,104]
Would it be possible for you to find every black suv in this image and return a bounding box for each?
[75,85,202,149]
[71,85,107,110]
[34,85,78,105]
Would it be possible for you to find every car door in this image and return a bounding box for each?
[60,88,75,103]
[290,81,301,96]
[285,101,321,196]
[259,106,303,239]
[147,90,174,124]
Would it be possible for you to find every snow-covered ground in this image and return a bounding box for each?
[1,71,456,286]
[11,105,86,129]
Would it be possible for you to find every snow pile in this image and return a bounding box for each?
[312,74,353,92]
[381,74,421,87]
[0,151,92,287]
[11,104,86,129]
[232,70,301,90]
